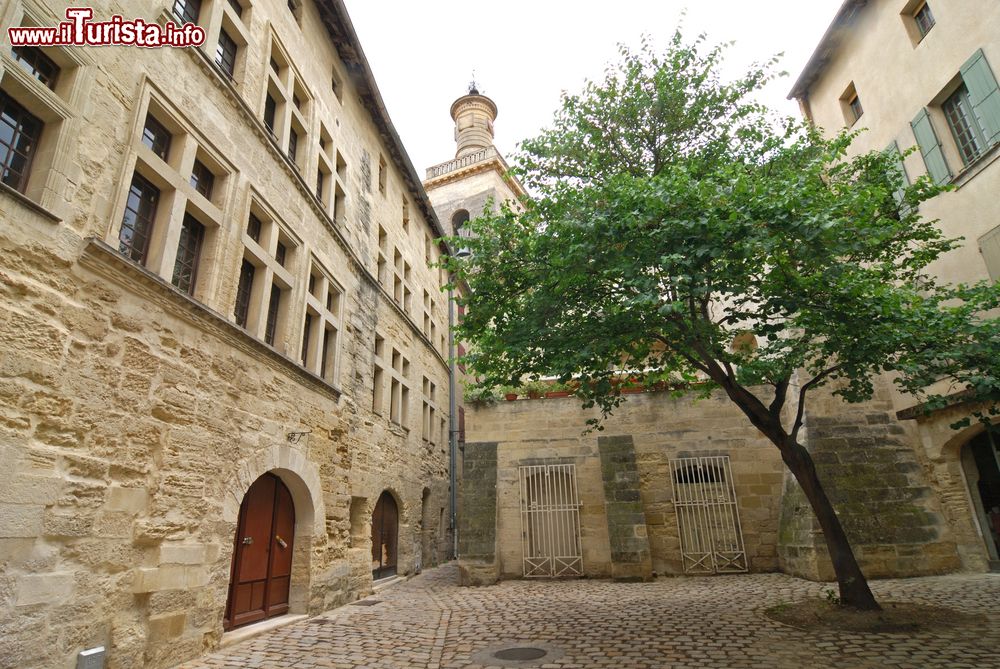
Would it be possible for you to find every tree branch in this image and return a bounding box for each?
[790,365,842,443]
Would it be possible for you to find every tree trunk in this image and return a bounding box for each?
[780,438,881,611]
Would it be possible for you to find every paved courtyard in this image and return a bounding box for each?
[177,564,1000,669]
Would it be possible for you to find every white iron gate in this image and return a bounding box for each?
[518,464,584,577]
[669,455,748,574]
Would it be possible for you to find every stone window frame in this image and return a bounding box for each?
[392,247,413,315]
[301,256,344,385]
[388,347,411,429]
[0,1,93,213]
[106,80,236,306]
[421,376,442,446]
[373,334,386,415]
[262,32,313,177]
[234,191,301,354]
[377,225,389,288]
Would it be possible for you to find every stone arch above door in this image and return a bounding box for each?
[221,444,325,538]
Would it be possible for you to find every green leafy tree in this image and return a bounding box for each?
[445,32,1000,610]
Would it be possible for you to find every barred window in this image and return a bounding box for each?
[172,0,201,24]
[141,114,171,161]
[190,159,214,199]
[0,92,43,193]
[10,46,59,89]
[247,213,262,243]
[215,29,238,79]
[264,284,281,345]
[171,214,205,295]
[234,259,255,328]
[118,173,160,264]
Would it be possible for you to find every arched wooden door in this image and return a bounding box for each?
[225,473,295,630]
[371,491,398,580]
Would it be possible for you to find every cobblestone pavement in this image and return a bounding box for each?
[177,564,1000,669]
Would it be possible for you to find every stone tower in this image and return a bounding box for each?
[451,85,499,158]
[424,84,525,237]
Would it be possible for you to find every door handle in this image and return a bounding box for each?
[276,535,288,549]
[242,536,253,545]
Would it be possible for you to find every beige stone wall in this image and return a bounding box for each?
[801,1,1000,287]
[0,1,452,667]
[797,0,1000,572]
[466,390,787,578]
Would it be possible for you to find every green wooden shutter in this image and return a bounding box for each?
[884,141,910,207]
[979,225,1000,283]
[910,108,951,184]
[961,49,1000,147]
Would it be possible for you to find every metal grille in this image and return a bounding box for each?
[518,464,583,577]
[669,456,748,574]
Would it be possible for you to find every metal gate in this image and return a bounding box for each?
[669,456,748,574]
[518,464,583,577]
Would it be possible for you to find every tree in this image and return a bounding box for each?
[444,32,1000,610]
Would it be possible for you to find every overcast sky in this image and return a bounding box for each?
[341,0,844,175]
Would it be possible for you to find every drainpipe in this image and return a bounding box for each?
[447,285,459,561]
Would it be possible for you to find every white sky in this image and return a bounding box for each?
[341,0,845,175]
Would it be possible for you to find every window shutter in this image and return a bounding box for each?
[910,108,952,184]
[979,225,1000,282]
[884,141,910,207]
[960,49,1000,147]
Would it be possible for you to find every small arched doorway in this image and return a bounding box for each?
[960,430,1000,567]
[371,491,399,580]
[225,473,296,630]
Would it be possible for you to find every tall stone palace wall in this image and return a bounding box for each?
[0,0,453,667]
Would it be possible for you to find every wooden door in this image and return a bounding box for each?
[371,491,398,580]
[225,473,296,630]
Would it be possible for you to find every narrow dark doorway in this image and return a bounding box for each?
[225,473,296,630]
[371,491,399,580]
[961,431,1000,570]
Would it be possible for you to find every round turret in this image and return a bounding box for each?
[450,85,498,158]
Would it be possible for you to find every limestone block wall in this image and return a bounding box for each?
[0,1,453,667]
[456,442,499,585]
[778,382,962,580]
[464,389,788,579]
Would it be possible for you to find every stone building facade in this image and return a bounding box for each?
[788,0,1000,574]
[0,0,454,667]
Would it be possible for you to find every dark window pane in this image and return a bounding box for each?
[270,57,280,74]
[190,159,214,199]
[287,129,298,162]
[247,213,262,242]
[227,0,243,17]
[849,95,863,122]
[316,169,324,199]
[215,29,238,79]
[171,213,205,295]
[10,46,60,89]
[264,95,276,134]
[118,173,159,264]
[234,259,255,328]
[141,114,171,161]
[301,313,312,366]
[264,284,281,345]
[275,242,287,266]
[915,3,935,37]
[0,92,43,193]
[172,0,201,24]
